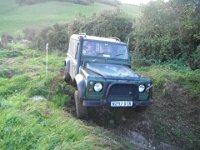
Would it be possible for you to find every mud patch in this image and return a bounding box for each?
[63,76,200,150]
[86,83,199,149]
[86,107,156,149]
[150,83,200,149]
[125,131,153,150]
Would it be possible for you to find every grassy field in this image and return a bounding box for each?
[1,1,199,149]
[0,45,132,150]
[135,64,200,95]
[1,45,199,149]
[0,0,140,35]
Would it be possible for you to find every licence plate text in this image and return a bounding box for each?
[111,101,133,107]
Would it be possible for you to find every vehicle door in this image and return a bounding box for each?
[70,39,79,80]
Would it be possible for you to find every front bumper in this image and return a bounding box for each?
[82,99,153,107]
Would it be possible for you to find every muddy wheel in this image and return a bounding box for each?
[74,90,88,119]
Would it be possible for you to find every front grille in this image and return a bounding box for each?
[107,84,138,101]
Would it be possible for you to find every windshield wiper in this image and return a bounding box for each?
[115,53,124,56]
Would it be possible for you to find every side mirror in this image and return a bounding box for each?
[128,52,132,62]
[128,52,134,69]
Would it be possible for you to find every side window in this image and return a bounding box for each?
[75,41,79,59]
[68,39,78,59]
[68,39,73,56]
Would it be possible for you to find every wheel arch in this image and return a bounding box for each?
[75,74,86,99]
[64,58,70,72]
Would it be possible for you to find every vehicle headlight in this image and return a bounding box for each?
[94,83,103,92]
[139,84,145,93]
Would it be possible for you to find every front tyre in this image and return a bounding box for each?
[74,90,88,119]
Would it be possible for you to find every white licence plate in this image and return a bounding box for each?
[111,101,133,107]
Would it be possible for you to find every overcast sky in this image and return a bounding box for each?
[119,0,167,5]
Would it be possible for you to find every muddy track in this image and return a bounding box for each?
[61,79,200,150]
[67,101,174,150]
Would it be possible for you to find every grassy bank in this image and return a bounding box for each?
[0,45,131,149]
[0,44,199,149]
[134,63,200,149]
[135,64,200,96]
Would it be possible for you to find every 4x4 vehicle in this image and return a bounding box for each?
[64,34,153,118]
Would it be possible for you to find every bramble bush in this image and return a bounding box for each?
[26,10,134,52]
[136,0,200,70]
[189,45,200,70]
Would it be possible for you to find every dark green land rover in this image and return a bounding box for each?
[64,34,153,118]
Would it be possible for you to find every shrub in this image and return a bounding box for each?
[135,0,200,70]
[82,10,134,43]
[1,33,14,48]
[27,10,135,52]
[23,28,39,41]
[189,45,200,70]
[30,24,69,51]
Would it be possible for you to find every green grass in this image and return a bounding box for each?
[119,4,141,18]
[0,0,140,35]
[0,99,120,150]
[0,0,17,14]
[0,45,130,149]
[135,64,200,95]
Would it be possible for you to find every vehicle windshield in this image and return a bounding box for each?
[82,40,128,60]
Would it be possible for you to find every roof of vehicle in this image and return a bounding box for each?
[70,34,126,45]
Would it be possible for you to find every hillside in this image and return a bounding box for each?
[0,0,140,35]
[0,0,199,150]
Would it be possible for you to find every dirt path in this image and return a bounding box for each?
[62,77,200,150]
